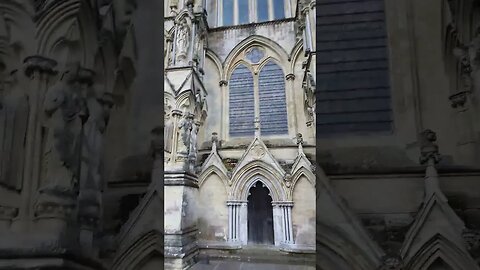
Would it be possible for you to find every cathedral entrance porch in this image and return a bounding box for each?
[227,178,294,248]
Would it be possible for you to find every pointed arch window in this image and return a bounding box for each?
[228,60,288,137]
[258,61,288,135]
[229,64,255,136]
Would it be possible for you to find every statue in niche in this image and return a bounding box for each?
[176,113,193,157]
[82,91,114,188]
[40,72,84,193]
[188,122,199,171]
[453,46,473,93]
[78,90,113,225]
[0,70,29,190]
[175,19,190,63]
[164,109,174,153]
[112,0,136,37]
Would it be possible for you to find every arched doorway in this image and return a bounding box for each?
[247,181,274,245]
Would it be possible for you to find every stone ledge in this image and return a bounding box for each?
[197,241,242,250]
[0,232,105,269]
[279,244,315,254]
[197,246,316,266]
[0,258,100,270]
[164,172,199,187]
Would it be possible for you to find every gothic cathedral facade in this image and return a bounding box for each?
[164,0,316,268]
[0,0,479,270]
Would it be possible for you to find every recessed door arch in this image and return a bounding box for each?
[247,180,274,245]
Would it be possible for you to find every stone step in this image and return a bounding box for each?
[197,246,315,266]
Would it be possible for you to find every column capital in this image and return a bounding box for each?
[23,55,57,77]
[272,201,294,207]
[449,90,470,109]
[171,109,183,117]
[76,67,96,86]
[219,80,228,87]
[226,200,247,205]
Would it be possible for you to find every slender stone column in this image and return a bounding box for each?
[286,74,298,135]
[228,203,232,241]
[239,202,248,245]
[276,201,294,245]
[233,204,237,241]
[14,56,57,231]
[286,204,294,244]
[219,80,228,139]
[227,200,245,243]
[272,203,284,246]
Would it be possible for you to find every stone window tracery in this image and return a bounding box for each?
[218,0,286,27]
[228,56,288,137]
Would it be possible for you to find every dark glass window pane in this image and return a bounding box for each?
[274,0,284,19]
[257,0,269,22]
[259,61,288,135]
[239,0,249,24]
[223,0,234,26]
[229,65,255,136]
[316,0,392,135]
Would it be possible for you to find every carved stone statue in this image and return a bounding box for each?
[78,91,114,227]
[113,0,136,37]
[164,108,174,154]
[175,19,190,63]
[176,113,193,156]
[453,46,473,92]
[40,74,83,196]
[188,122,199,171]
[82,91,113,184]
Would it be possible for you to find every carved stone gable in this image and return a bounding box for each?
[231,137,285,177]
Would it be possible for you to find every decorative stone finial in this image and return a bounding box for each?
[296,133,304,145]
[419,129,446,201]
[211,132,218,152]
[419,129,440,165]
[296,133,304,154]
[254,117,260,137]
